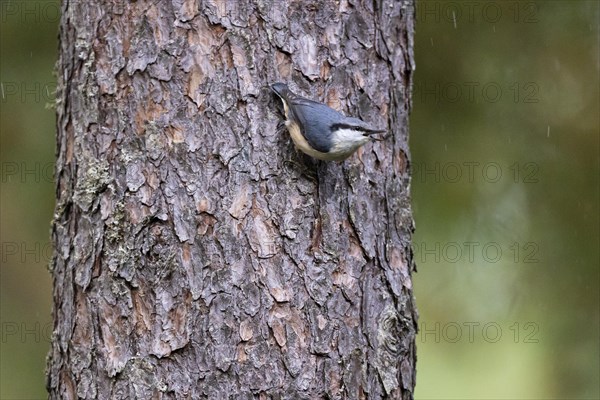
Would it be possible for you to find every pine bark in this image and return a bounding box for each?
[47,0,417,399]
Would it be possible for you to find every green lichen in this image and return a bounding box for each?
[73,157,111,211]
[105,200,126,243]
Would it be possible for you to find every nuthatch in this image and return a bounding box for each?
[271,83,386,161]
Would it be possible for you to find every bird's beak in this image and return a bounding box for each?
[365,131,386,141]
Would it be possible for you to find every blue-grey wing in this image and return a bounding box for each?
[288,97,343,153]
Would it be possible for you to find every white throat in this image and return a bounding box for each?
[330,128,369,154]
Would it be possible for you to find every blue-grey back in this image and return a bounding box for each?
[288,97,344,153]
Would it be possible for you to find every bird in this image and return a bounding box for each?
[271,82,386,161]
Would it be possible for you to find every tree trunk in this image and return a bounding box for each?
[47,0,417,399]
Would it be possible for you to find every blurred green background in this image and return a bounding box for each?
[411,1,598,399]
[0,1,598,399]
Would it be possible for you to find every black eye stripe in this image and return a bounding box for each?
[331,123,363,131]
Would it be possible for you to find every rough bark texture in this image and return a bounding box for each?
[47,0,417,398]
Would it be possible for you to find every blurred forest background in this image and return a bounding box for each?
[1,1,598,399]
